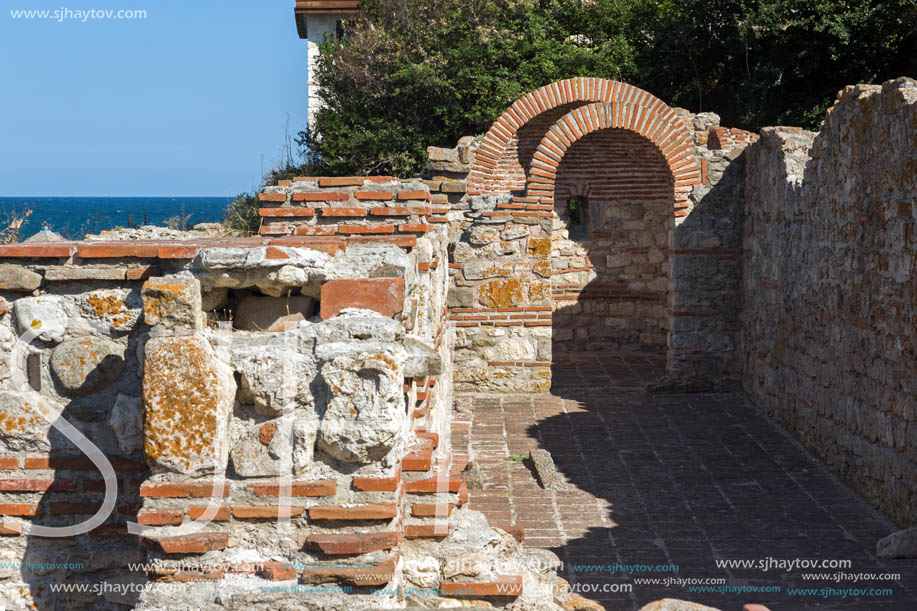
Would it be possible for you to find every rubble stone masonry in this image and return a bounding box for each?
[743,78,916,526]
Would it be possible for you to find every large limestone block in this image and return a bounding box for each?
[231,330,319,417]
[141,274,203,330]
[51,336,126,395]
[317,347,406,464]
[0,265,42,291]
[142,335,235,475]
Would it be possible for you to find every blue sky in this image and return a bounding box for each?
[0,0,308,196]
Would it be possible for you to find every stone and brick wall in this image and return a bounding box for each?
[454,78,748,391]
[0,233,472,608]
[743,77,917,526]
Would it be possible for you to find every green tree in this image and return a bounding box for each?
[302,0,916,177]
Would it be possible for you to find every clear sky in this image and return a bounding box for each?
[0,0,308,196]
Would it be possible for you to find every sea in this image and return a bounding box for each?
[0,196,235,240]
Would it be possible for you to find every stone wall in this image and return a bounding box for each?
[0,233,463,608]
[551,128,673,355]
[457,78,749,391]
[743,77,917,526]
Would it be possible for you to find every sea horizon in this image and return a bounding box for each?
[0,195,235,239]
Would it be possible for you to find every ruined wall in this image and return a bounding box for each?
[743,78,917,526]
[551,128,672,354]
[456,79,750,391]
[0,232,463,609]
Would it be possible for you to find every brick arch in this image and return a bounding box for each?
[524,102,701,216]
[467,78,701,198]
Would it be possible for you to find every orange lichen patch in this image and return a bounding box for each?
[141,276,201,328]
[142,336,235,475]
[478,278,524,309]
[527,281,552,303]
[84,293,133,329]
[527,237,552,256]
[533,259,553,278]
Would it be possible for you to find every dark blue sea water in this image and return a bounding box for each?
[0,197,234,240]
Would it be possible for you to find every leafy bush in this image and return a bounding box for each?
[303,0,916,176]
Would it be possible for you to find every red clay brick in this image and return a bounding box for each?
[0,479,75,492]
[0,458,18,470]
[301,556,397,586]
[318,177,364,187]
[77,243,160,259]
[137,508,184,526]
[405,524,450,538]
[260,562,298,581]
[258,192,287,202]
[0,523,22,536]
[396,191,431,201]
[187,505,231,521]
[352,470,401,492]
[141,532,229,554]
[404,476,462,493]
[259,208,316,217]
[354,191,394,201]
[305,532,400,555]
[140,481,230,498]
[309,503,398,521]
[0,503,42,516]
[320,278,405,319]
[320,208,368,217]
[126,265,161,280]
[0,243,75,258]
[247,480,336,497]
[411,503,455,517]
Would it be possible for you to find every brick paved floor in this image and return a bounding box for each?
[450,354,917,610]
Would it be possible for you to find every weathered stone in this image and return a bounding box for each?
[292,418,319,474]
[447,287,474,308]
[529,449,563,490]
[230,419,290,477]
[877,527,917,558]
[231,330,319,417]
[497,338,536,361]
[0,390,56,452]
[14,295,68,343]
[141,273,203,330]
[82,289,143,332]
[317,346,405,464]
[51,336,126,395]
[142,335,235,475]
[234,295,314,332]
[403,556,441,587]
[0,265,41,291]
[478,278,524,309]
[462,461,485,491]
[0,295,7,316]
[109,394,143,455]
[463,260,514,280]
